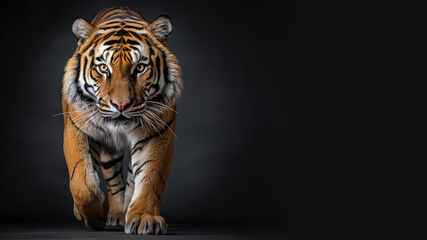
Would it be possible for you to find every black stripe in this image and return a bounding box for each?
[104,167,123,182]
[140,55,148,62]
[162,52,171,84]
[134,160,156,176]
[84,83,96,98]
[114,29,130,36]
[103,31,117,40]
[104,39,122,46]
[90,54,95,71]
[98,100,110,108]
[126,39,140,45]
[100,155,123,169]
[146,66,154,80]
[85,38,101,57]
[131,114,176,156]
[74,55,95,103]
[68,116,88,136]
[90,147,100,158]
[131,146,143,156]
[70,114,106,136]
[99,109,115,115]
[110,182,122,187]
[82,57,96,99]
[145,38,152,47]
[89,68,98,83]
[100,26,122,30]
[112,51,122,62]
[128,45,139,51]
[70,160,83,180]
[111,186,126,195]
[80,34,101,53]
[155,56,161,85]
[89,152,100,164]
[126,105,145,114]
[150,83,160,95]
[84,169,101,201]
[93,159,100,166]
[129,31,142,40]
[153,169,165,186]
[124,52,133,64]
[148,94,163,103]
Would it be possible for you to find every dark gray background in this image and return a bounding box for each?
[0,0,317,237]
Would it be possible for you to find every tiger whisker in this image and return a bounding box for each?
[64,110,97,144]
[145,105,164,114]
[144,109,177,138]
[139,113,161,137]
[143,110,166,139]
[53,108,92,117]
[146,101,177,113]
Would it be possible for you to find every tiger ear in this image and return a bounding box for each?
[147,15,172,44]
[72,18,94,43]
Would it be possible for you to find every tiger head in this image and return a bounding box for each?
[63,8,182,128]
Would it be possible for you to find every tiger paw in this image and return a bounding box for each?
[73,203,83,220]
[106,211,123,227]
[124,214,168,235]
[72,193,108,230]
[119,212,126,227]
[73,201,107,230]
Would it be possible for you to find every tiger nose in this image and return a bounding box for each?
[110,99,132,111]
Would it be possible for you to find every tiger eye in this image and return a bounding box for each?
[99,64,108,72]
[136,64,145,72]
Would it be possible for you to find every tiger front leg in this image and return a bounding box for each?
[120,160,135,226]
[124,124,175,235]
[63,117,108,230]
[90,141,126,227]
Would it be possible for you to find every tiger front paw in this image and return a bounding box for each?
[73,201,107,230]
[106,211,124,227]
[72,193,108,229]
[124,214,168,235]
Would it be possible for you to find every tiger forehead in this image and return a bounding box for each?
[98,33,150,64]
[97,15,148,30]
[92,27,151,65]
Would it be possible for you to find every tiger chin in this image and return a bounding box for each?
[61,7,182,235]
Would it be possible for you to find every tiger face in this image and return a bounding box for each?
[63,13,182,127]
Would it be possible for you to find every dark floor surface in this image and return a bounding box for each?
[0,223,297,240]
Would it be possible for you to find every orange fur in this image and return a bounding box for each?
[61,7,182,234]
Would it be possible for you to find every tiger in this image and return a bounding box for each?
[61,7,183,235]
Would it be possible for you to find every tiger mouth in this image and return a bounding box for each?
[105,114,133,124]
[114,115,130,121]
